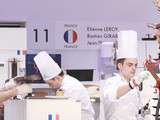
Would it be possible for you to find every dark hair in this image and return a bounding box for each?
[58,70,64,77]
[116,58,126,70]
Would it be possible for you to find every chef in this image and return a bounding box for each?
[34,51,95,120]
[101,30,144,120]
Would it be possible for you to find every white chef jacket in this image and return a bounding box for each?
[100,73,142,120]
[60,75,95,120]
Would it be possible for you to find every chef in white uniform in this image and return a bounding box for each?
[34,51,95,120]
[101,30,144,120]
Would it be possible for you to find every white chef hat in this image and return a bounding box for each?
[34,51,61,81]
[117,30,138,59]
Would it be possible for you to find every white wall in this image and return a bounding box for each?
[0,28,26,50]
[0,28,26,86]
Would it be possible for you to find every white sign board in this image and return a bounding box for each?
[55,21,150,50]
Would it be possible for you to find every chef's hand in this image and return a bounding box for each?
[3,78,17,90]
[16,84,32,95]
[129,77,141,89]
[3,75,25,90]
[129,71,150,89]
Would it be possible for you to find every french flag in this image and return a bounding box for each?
[64,30,77,44]
[48,114,59,120]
